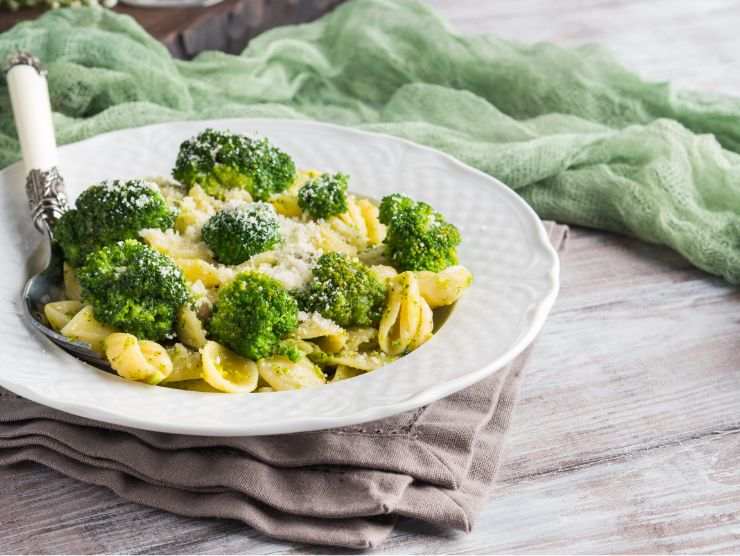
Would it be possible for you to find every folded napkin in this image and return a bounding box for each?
[0,223,566,549]
[1,1,740,284]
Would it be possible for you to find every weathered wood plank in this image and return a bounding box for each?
[378,430,740,554]
[423,0,740,95]
[0,463,259,555]
[501,229,740,480]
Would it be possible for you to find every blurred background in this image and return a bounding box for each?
[1,0,736,96]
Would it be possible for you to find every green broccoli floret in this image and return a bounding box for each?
[274,340,303,362]
[53,179,175,267]
[378,193,461,272]
[296,253,386,328]
[201,202,281,265]
[208,272,299,360]
[297,173,349,219]
[172,129,296,201]
[78,240,190,341]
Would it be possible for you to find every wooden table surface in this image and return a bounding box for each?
[0,0,345,58]
[3,1,740,553]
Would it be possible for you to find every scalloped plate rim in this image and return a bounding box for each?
[0,118,559,436]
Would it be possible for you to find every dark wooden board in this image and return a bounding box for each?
[0,0,346,59]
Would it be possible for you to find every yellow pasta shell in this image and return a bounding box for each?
[415,265,473,308]
[410,296,434,350]
[60,305,116,353]
[44,300,82,331]
[174,259,223,288]
[257,355,326,391]
[379,272,434,356]
[315,331,348,354]
[105,333,172,385]
[164,343,203,383]
[270,192,302,217]
[176,306,208,349]
[356,198,386,245]
[331,365,365,383]
[200,341,259,393]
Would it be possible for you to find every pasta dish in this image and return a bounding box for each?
[42,129,472,393]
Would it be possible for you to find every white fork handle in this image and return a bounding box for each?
[6,53,59,174]
[4,53,67,234]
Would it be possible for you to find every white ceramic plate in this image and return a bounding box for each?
[0,119,559,436]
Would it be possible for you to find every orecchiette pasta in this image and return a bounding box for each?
[329,199,367,247]
[417,299,434,348]
[270,191,302,217]
[270,169,320,217]
[319,350,396,371]
[176,306,208,349]
[147,176,186,205]
[236,249,280,269]
[175,191,214,233]
[281,339,319,357]
[174,258,224,288]
[60,305,116,353]
[188,184,222,213]
[356,198,385,245]
[369,264,398,284]
[299,169,323,183]
[44,300,82,331]
[414,265,473,308]
[315,331,348,354]
[344,327,378,352]
[378,272,434,356]
[170,379,221,393]
[140,228,213,261]
[331,365,365,383]
[295,313,344,339]
[357,244,389,267]
[200,340,259,393]
[316,224,358,255]
[164,343,203,383]
[221,188,254,204]
[105,332,173,385]
[295,313,348,353]
[323,195,386,251]
[257,355,326,391]
[63,263,82,301]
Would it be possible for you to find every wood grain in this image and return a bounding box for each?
[0,0,346,59]
[381,431,740,554]
[424,0,740,95]
[4,1,740,553]
[502,231,740,482]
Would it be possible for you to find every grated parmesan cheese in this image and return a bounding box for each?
[145,178,325,292]
[235,215,323,290]
[295,311,343,339]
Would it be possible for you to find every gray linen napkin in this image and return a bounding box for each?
[0,223,567,549]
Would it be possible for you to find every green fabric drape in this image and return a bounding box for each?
[3,0,740,282]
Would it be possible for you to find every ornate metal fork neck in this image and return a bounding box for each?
[26,167,68,236]
[3,51,46,76]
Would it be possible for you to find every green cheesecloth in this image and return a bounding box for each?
[2,0,740,283]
